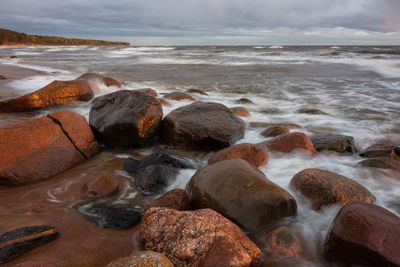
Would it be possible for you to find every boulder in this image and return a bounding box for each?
[230,106,250,117]
[12,261,55,267]
[185,88,208,95]
[122,152,193,175]
[140,207,261,266]
[324,201,400,266]
[163,92,195,101]
[89,90,163,148]
[135,165,179,196]
[249,122,302,129]
[77,203,143,230]
[359,143,400,161]
[187,159,297,231]
[236,98,254,104]
[0,225,59,264]
[107,251,174,267]
[190,100,204,105]
[290,168,375,210]
[0,111,99,185]
[161,102,246,150]
[146,189,189,211]
[207,143,268,167]
[265,132,318,156]
[310,134,356,154]
[0,80,93,112]
[265,226,307,261]
[158,98,170,106]
[75,72,122,89]
[358,157,400,173]
[135,88,158,96]
[261,126,290,137]
[81,174,119,200]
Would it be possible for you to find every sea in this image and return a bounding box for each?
[0,45,399,266]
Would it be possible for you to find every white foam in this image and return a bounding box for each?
[268,45,284,49]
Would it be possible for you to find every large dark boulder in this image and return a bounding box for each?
[140,207,261,266]
[290,168,375,210]
[359,143,400,161]
[310,134,356,154]
[89,90,163,148]
[187,159,297,231]
[0,111,99,185]
[161,102,246,150]
[324,201,400,266]
[0,226,59,264]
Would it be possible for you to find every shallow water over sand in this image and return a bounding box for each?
[0,45,399,266]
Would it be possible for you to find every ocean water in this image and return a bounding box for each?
[0,45,399,266]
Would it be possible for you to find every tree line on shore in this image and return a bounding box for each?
[0,28,129,46]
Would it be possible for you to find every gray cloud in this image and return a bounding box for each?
[0,0,399,44]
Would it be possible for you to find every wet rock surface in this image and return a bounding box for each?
[135,165,179,196]
[135,88,158,96]
[0,80,93,112]
[290,168,375,210]
[185,88,208,95]
[89,90,163,148]
[324,201,400,266]
[146,188,189,211]
[0,111,98,185]
[187,159,297,231]
[264,132,318,156]
[235,98,254,104]
[310,134,356,154]
[249,122,302,129]
[358,157,400,173]
[297,108,327,115]
[81,174,120,200]
[106,251,174,267]
[230,106,250,117]
[140,207,261,266]
[77,203,143,230]
[0,225,59,264]
[360,143,400,161]
[75,72,122,90]
[207,143,268,167]
[161,102,246,150]
[11,261,56,267]
[163,92,195,101]
[261,126,290,137]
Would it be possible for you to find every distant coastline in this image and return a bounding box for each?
[0,28,129,46]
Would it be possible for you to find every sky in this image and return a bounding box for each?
[0,0,400,45]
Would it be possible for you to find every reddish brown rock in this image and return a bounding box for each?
[261,126,290,137]
[290,168,375,210]
[161,102,246,150]
[135,88,158,96]
[89,90,163,148]
[358,157,400,173]
[310,134,356,154]
[107,251,174,267]
[140,207,261,266]
[190,100,204,105]
[0,111,98,185]
[324,201,400,266]
[103,77,122,88]
[158,98,170,106]
[359,143,400,161]
[265,226,307,261]
[163,92,195,101]
[230,106,250,117]
[75,72,122,89]
[0,75,6,80]
[82,174,119,200]
[0,80,93,112]
[12,261,55,267]
[146,189,189,211]
[265,132,318,156]
[187,159,297,231]
[207,143,268,167]
[249,122,302,129]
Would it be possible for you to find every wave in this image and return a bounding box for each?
[268,45,284,49]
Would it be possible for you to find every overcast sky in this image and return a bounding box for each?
[1,0,399,45]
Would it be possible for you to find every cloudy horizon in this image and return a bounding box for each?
[1,0,400,45]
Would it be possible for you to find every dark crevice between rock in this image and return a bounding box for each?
[47,114,88,159]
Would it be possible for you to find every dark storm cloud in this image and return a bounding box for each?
[0,0,399,44]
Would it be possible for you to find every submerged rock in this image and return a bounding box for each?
[146,188,189,211]
[207,143,268,167]
[89,90,163,148]
[236,98,254,104]
[77,203,143,230]
[261,126,290,137]
[0,75,6,80]
[140,207,261,266]
[249,122,302,129]
[0,80,93,112]
[359,143,400,161]
[230,106,250,117]
[0,110,99,185]
[107,251,174,267]
[324,201,400,266]
[290,168,375,210]
[187,159,297,231]
[297,108,327,115]
[310,134,356,154]
[264,132,318,156]
[81,174,119,200]
[185,88,208,95]
[358,157,400,173]
[0,225,59,264]
[163,92,195,101]
[135,165,179,196]
[161,102,245,150]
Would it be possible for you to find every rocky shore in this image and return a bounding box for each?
[0,62,399,267]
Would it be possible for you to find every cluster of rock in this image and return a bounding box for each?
[1,73,399,266]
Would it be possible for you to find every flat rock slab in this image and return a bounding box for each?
[0,225,59,264]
